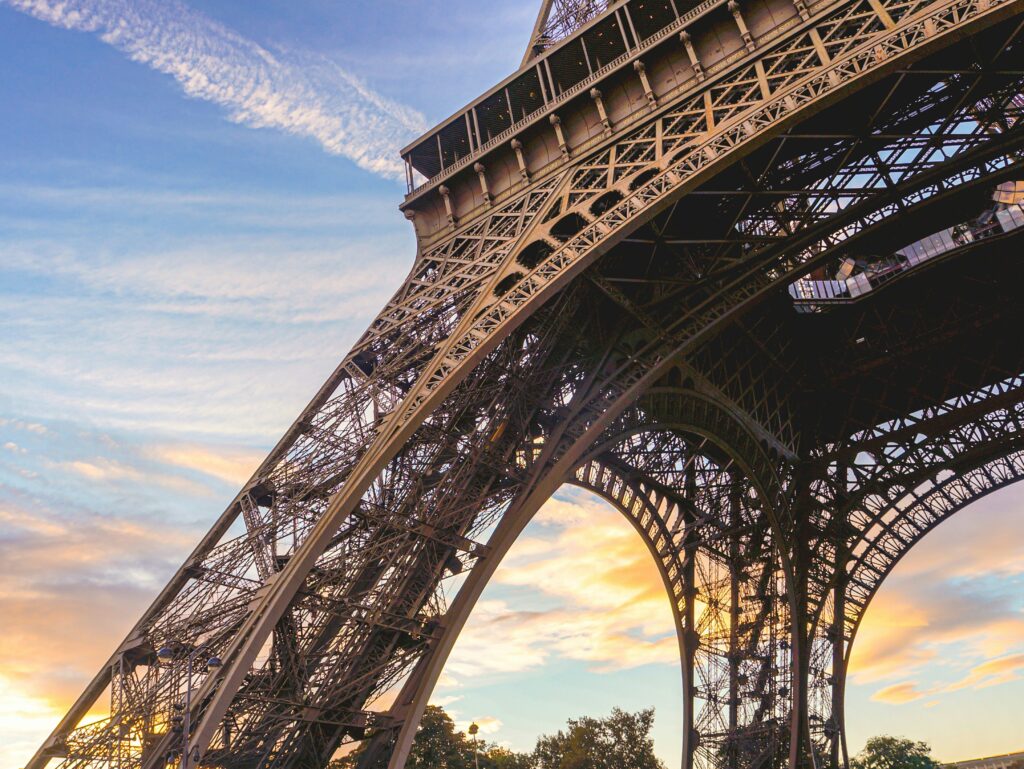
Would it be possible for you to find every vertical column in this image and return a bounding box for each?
[679,30,705,82]
[675,448,700,769]
[728,1,756,53]
[727,477,743,769]
[550,114,570,159]
[438,185,456,230]
[511,139,530,181]
[682,452,699,769]
[830,477,852,769]
[474,163,492,207]
[634,60,658,109]
[590,88,613,135]
[831,580,848,769]
[789,463,814,769]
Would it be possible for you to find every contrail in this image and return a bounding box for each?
[3,0,429,178]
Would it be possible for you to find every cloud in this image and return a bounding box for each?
[871,682,926,704]
[64,456,142,481]
[847,492,1024,721]
[147,442,264,486]
[2,0,427,177]
[942,654,1024,692]
[865,655,1024,706]
[0,419,50,436]
[0,495,197,709]
[0,675,76,769]
[0,230,411,438]
[442,490,679,688]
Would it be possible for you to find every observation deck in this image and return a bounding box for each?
[399,0,820,242]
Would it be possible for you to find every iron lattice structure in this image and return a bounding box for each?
[29,0,1024,767]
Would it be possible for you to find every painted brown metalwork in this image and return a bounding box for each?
[29,0,1024,768]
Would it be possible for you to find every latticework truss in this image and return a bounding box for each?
[29,0,1024,768]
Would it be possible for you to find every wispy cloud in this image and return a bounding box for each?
[943,653,1024,692]
[871,682,927,704]
[2,0,427,177]
[847,490,1024,739]
[147,442,264,486]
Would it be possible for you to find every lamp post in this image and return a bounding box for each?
[468,722,480,769]
[158,644,221,769]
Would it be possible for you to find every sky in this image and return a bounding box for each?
[0,1,1022,767]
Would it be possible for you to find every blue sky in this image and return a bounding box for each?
[0,1,1022,767]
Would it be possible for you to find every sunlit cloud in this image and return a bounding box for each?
[871,682,926,704]
[0,496,196,708]
[2,0,427,178]
[147,443,264,486]
[849,494,1024,715]
[0,675,69,769]
[442,490,679,689]
[942,654,1024,692]
[64,456,142,481]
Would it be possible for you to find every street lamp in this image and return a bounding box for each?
[468,722,480,769]
[159,643,222,769]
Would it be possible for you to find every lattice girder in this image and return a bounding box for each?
[30,2,1024,769]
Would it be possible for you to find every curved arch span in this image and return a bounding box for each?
[379,391,791,769]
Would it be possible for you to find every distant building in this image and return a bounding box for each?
[946,751,1024,769]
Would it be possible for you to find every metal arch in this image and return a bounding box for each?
[807,373,1024,630]
[808,450,1024,765]
[792,376,1024,766]
[375,385,791,769]
[30,2,1024,769]
[570,392,795,769]
[239,12,1024,761]
[585,387,790,509]
[843,451,1024,658]
[567,453,702,769]
[576,434,792,769]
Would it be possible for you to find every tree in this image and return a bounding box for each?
[405,705,474,769]
[331,705,665,769]
[852,736,941,769]
[330,706,475,769]
[484,746,535,769]
[531,707,666,769]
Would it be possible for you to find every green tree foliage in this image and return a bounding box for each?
[330,705,663,769]
[531,707,665,769]
[852,736,942,769]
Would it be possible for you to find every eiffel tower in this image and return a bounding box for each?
[28,0,1024,767]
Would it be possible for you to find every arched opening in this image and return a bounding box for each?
[549,212,589,242]
[516,240,554,270]
[629,168,659,191]
[432,485,684,767]
[590,190,624,217]
[843,481,1024,763]
[493,271,525,296]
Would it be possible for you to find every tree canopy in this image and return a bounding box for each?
[330,705,664,769]
[532,708,664,769]
[851,736,942,769]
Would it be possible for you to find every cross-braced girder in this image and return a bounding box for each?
[30,2,1024,769]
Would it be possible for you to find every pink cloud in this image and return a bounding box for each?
[942,654,1024,692]
[443,492,680,686]
[871,682,927,704]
